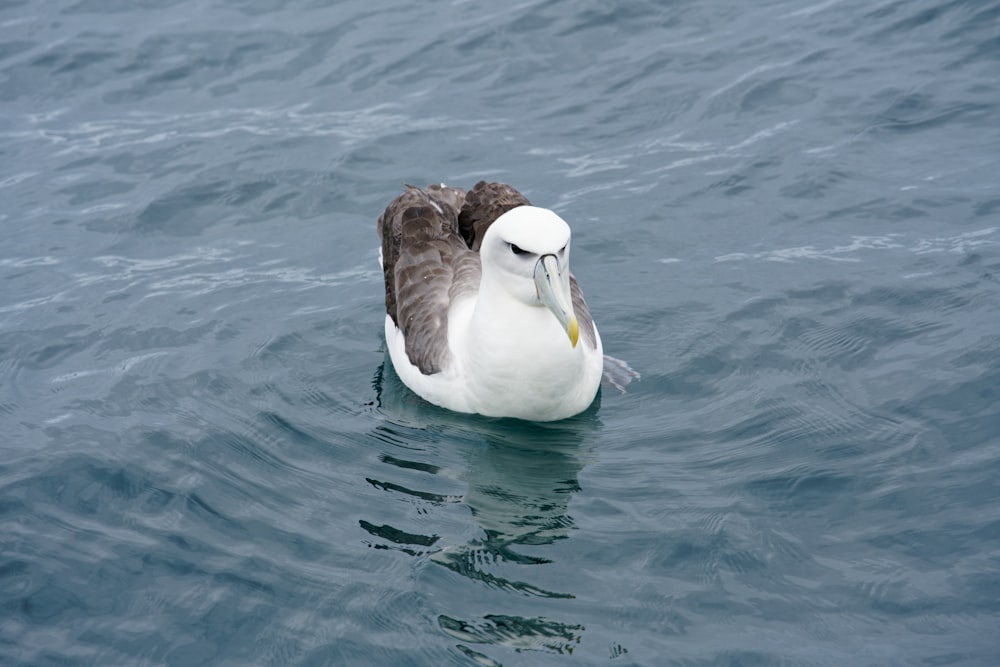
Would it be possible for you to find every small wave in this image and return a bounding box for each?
[6,104,507,158]
[50,351,171,385]
[711,227,997,264]
[780,0,845,19]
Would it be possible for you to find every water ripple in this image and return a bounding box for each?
[3,0,1000,664]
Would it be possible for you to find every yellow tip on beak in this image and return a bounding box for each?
[534,254,580,350]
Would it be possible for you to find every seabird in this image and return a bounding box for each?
[377,181,604,421]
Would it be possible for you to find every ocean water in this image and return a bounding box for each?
[2,0,999,665]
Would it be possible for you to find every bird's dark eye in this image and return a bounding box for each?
[510,243,528,255]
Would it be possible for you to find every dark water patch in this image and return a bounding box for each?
[795,316,941,370]
[360,519,439,548]
[54,49,117,74]
[380,453,442,475]
[948,33,1000,69]
[106,29,300,100]
[724,295,792,322]
[779,166,851,200]
[103,144,205,180]
[850,283,970,312]
[973,198,1000,217]
[891,369,1000,449]
[439,613,583,656]
[951,334,1000,367]
[876,0,968,38]
[744,467,855,512]
[431,548,574,599]
[257,411,332,451]
[232,24,360,87]
[875,97,993,134]
[96,322,218,354]
[250,331,307,359]
[366,477,458,505]
[5,40,123,101]
[0,39,35,62]
[741,77,817,113]
[3,326,99,370]
[135,178,267,235]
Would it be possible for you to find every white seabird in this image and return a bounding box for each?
[377,181,605,421]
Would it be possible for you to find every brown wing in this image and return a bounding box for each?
[377,184,477,374]
[457,181,531,251]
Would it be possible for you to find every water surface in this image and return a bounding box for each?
[2,0,999,665]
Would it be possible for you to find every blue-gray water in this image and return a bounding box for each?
[2,1,999,665]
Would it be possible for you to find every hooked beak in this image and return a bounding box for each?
[534,254,579,348]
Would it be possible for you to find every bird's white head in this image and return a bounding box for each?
[480,206,579,347]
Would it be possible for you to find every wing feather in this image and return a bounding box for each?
[458,181,531,250]
[377,184,474,374]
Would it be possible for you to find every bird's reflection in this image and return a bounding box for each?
[361,359,600,658]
